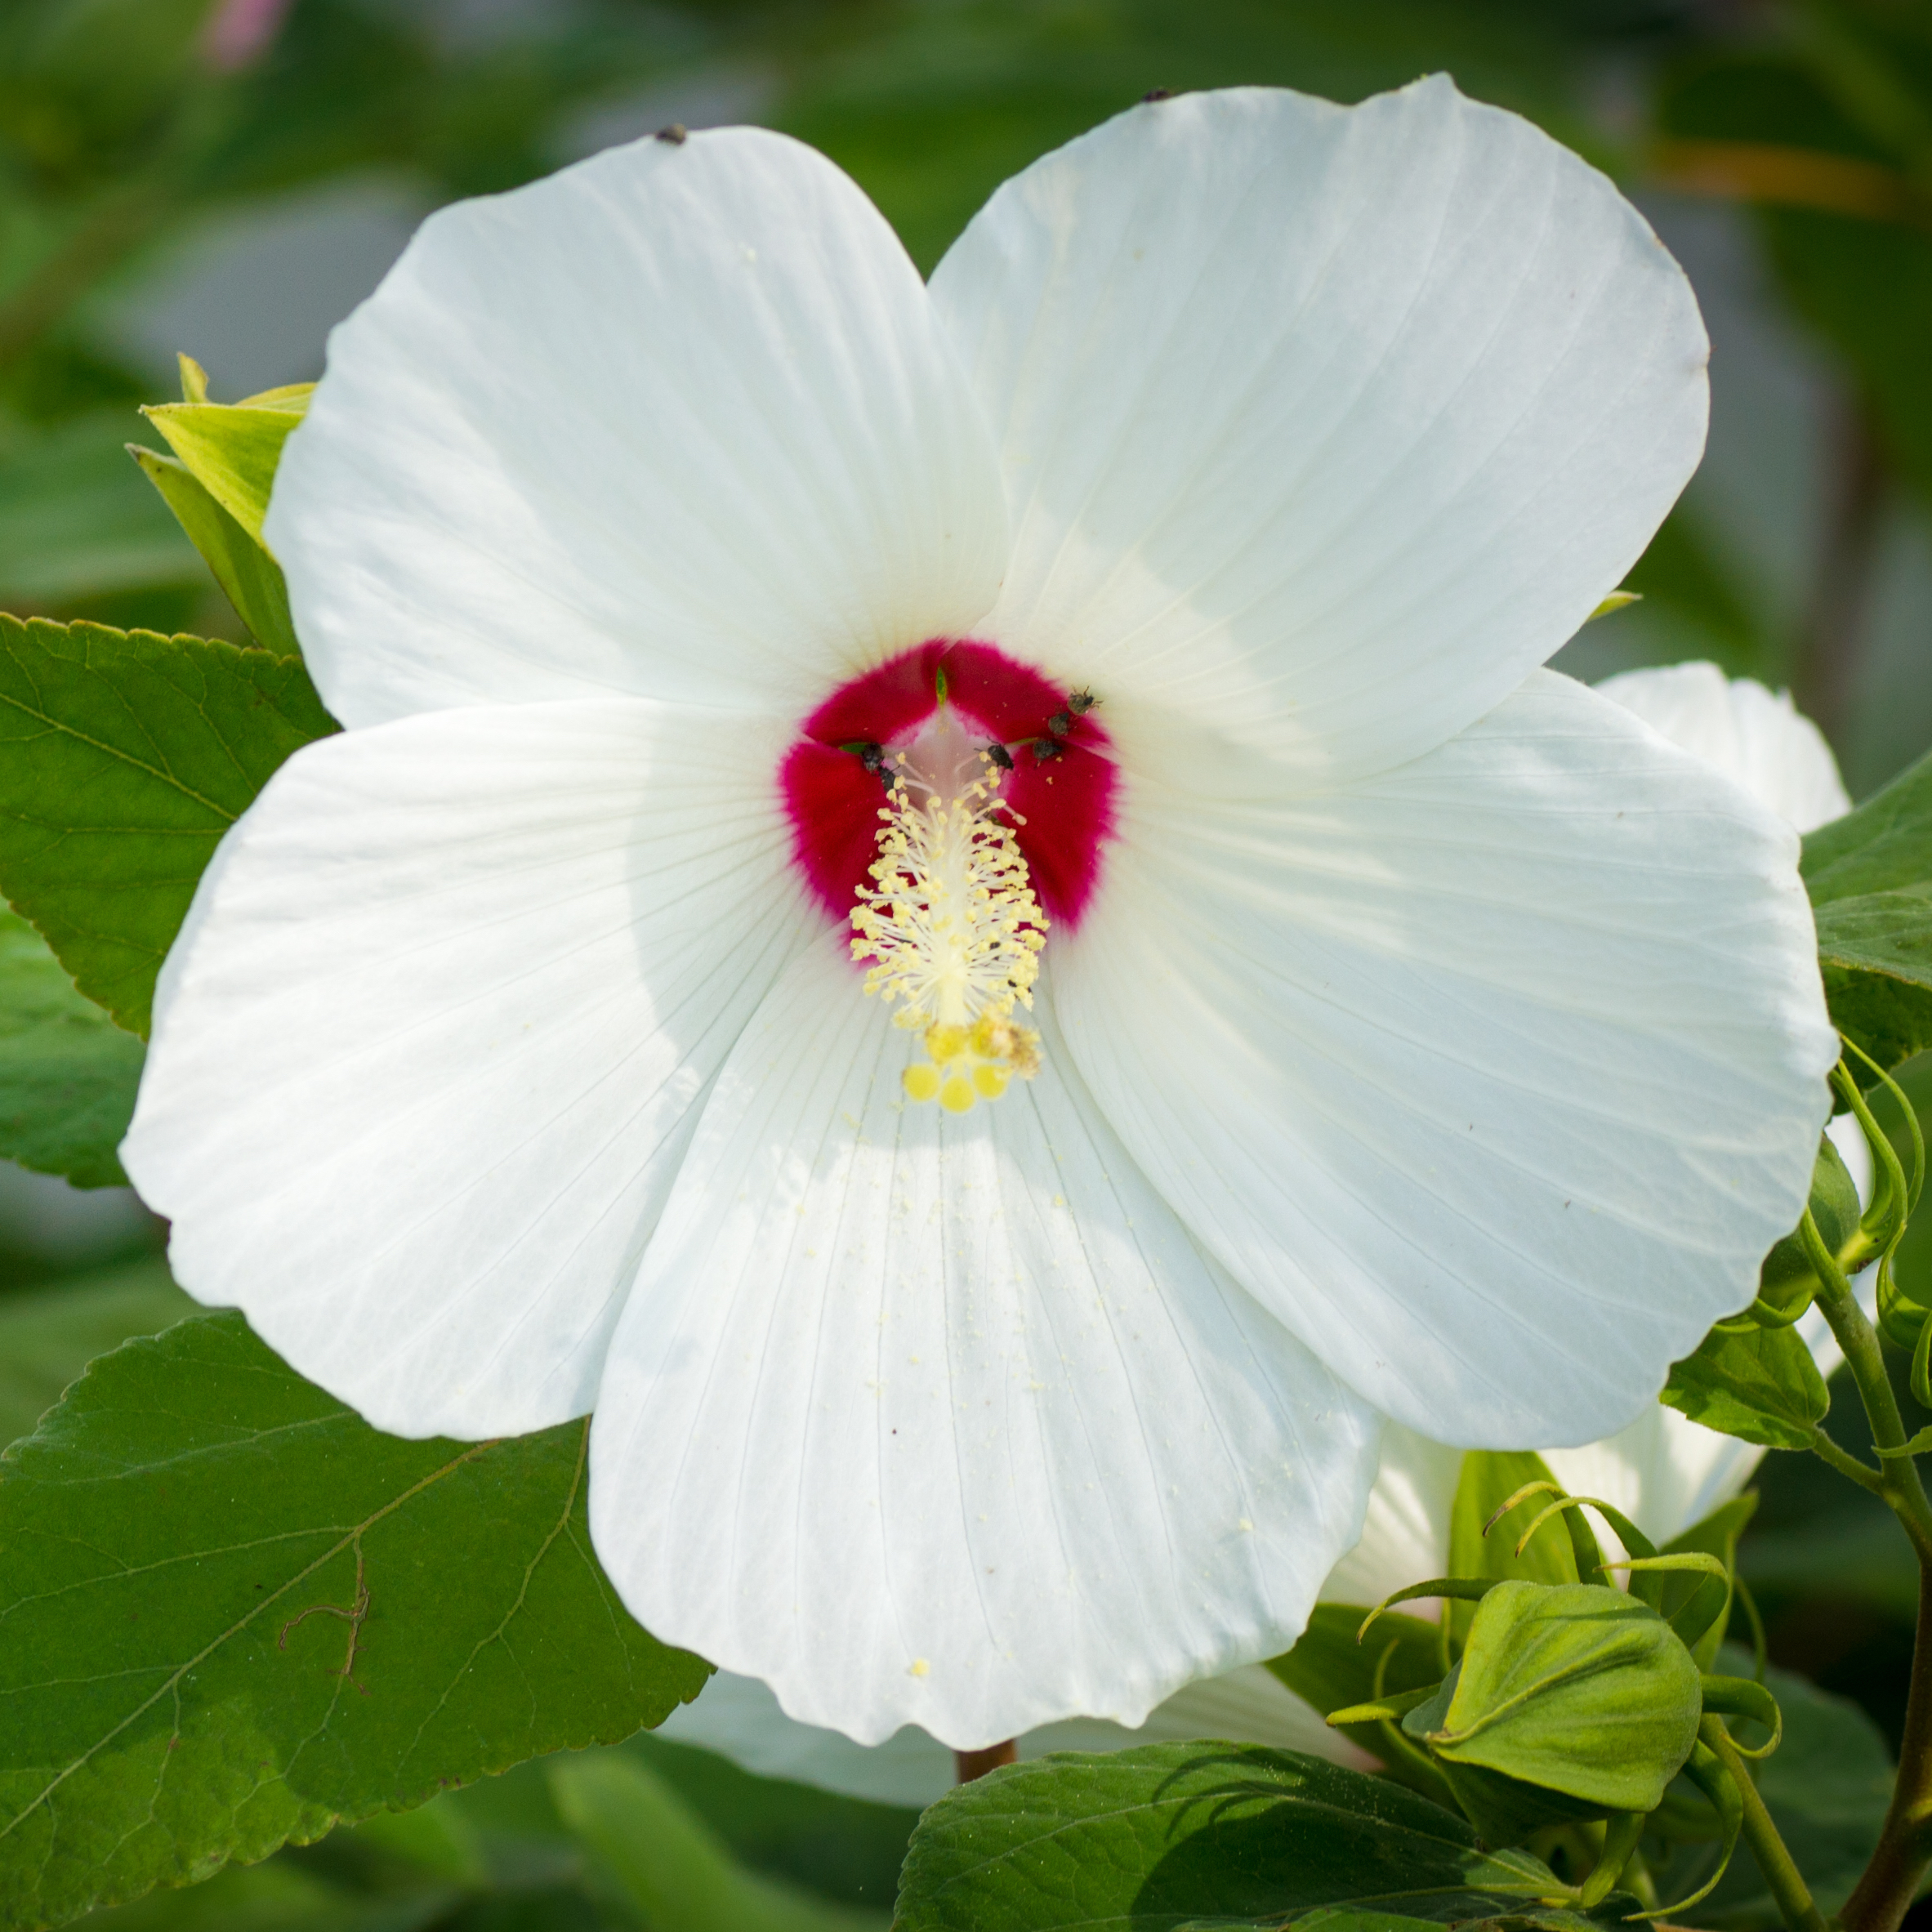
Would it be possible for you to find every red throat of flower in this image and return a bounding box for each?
[780,639,1118,933]
[779,640,1118,1113]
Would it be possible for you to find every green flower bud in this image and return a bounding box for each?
[1400,1580,1702,1847]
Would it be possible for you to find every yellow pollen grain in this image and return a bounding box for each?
[850,750,1047,1109]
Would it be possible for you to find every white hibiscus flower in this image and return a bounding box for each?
[653,664,1860,1793]
[121,82,1837,1750]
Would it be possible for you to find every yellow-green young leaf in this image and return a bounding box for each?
[0,614,337,1037]
[128,444,299,657]
[1407,1582,1701,1823]
[892,1744,1581,1932]
[141,386,312,547]
[0,909,144,1188]
[0,1312,709,1930]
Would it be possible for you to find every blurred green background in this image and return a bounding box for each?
[2,0,1930,1925]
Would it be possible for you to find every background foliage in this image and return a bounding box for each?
[1,0,1930,1927]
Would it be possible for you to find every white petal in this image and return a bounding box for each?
[1113,1661,1373,1767]
[1055,670,1838,1446]
[1322,1423,1458,1608]
[266,129,1008,730]
[589,936,1380,1749]
[1595,662,1851,834]
[660,1655,1366,1813]
[658,1671,957,1810]
[1544,1409,1763,1553]
[930,78,1707,791]
[123,703,812,1438]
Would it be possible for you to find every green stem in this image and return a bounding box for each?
[1811,1424,1886,1492]
[1702,1716,1828,1932]
[1815,1289,1932,1561]
[1816,1288,1932,1932]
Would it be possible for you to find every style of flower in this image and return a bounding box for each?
[649,663,1864,1794]
[123,83,1837,1749]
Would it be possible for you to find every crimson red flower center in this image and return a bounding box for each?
[779,639,1118,936]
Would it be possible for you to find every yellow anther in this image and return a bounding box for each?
[853,738,1047,1110]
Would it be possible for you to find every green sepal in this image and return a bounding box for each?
[1401,1665,1609,1849]
[1576,1810,1647,1912]
[1660,1493,1757,1668]
[129,443,299,656]
[1649,1737,1743,1921]
[1700,1675,1783,1758]
[1405,1582,1702,1841]
[1447,1452,1600,1641]
[139,381,312,547]
[1326,1681,1445,1728]
[1755,1131,1864,1316]
[1267,1602,1445,1760]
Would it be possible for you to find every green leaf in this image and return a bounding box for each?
[129,446,300,658]
[891,1743,1580,1932]
[1405,1583,1702,1836]
[631,1732,917,1912]
[141,388,312,547]
[547,1750,884,1932]
[1803,747,1932,906]
[1267,1603,1444,1758]
[0,614,337,1037]
[1661,1321,1830,1451]
[0,1255,188,1449]
[0,1310,709,1929]
[0,908,144,1187]
[69,1853,456,1932]
[1812,886,1932,1077]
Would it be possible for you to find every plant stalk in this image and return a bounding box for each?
[1702,1716,1828,1932]
[1817,1287,1932,1932]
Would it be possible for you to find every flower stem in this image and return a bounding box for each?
[953,1741,1016,1783]
[1702,1716,1828,1932]
[1815,1287,1932,1932]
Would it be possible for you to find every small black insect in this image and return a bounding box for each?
[853,742,899,788]
[1034,738,1064,764]
[655,123,688,145]
[1066,688,1097,716]
[984,742,1015,770]
[1143,87,1171,102]
[1046,710,1073,737]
